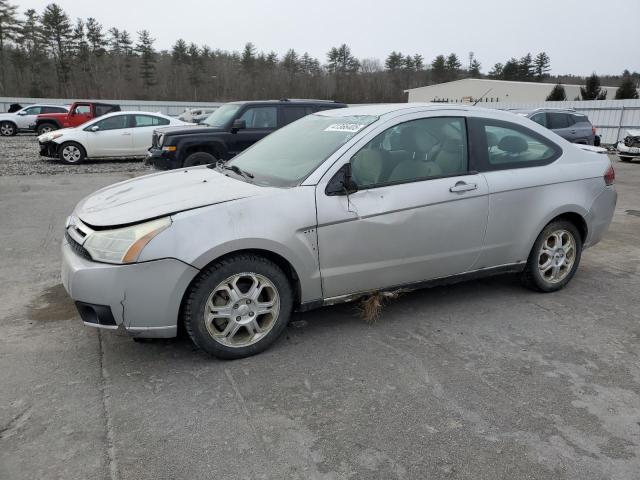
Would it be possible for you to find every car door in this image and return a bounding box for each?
[315,114,489,299]
[131,114,170,155]
[547,112,573,141]
[227,106,278,156]
[16,105,42,129]
[68,104,93,127]
[85,114,133,157]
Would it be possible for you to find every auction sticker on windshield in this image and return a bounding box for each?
[324,123,367,133]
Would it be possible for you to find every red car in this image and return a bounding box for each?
[33,102,120,135]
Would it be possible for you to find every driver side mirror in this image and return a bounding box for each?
[325,163,359,196]
[17,111,26,116]
[89,125,100,132]
[231,119,246,132]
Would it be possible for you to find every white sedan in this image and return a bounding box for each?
[38,111,189,164]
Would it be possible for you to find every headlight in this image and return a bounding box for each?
[39,131,64,142]
[83,217,171,264]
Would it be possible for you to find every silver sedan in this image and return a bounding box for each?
[61,104,617,358]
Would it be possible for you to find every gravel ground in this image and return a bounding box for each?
[0,134,153,176]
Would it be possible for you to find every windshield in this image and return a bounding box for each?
[225,114,378,187]
[202,104,241,127]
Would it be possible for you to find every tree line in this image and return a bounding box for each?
[0,1,638,103]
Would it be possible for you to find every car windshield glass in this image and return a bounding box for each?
[225,114,378,187]
[202,104,241,127]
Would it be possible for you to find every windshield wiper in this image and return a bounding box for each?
[213,161,254,180]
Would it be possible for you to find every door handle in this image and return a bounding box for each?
[450,181,477,193]
[122,132,131,136]
[570,130,576,134]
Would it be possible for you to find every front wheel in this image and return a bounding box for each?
[58,142,86,164]
[183,254,293,359]
[618,156,632,162]
[0,121,17,136]
[183,151,217,167]
[521,220,583,292]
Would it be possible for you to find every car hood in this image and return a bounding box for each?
[155,125,224,136]
[623,129,640,138]
[0,112,18,120]
[75,167,267,227]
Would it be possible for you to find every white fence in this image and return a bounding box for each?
[0,97,223,117]
[463,99,640,145]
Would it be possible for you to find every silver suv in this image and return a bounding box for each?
[512,108,597,145]
[61,104,616,359]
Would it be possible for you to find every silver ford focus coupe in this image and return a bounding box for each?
[61,104,617,359]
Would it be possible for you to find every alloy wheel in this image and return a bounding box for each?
[62,145,82,163]
[537,229,576,284]
[204,272,280,348]
[0,123,15,135]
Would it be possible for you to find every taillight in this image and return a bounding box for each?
[604,164,615,185]
[592,126,596,135]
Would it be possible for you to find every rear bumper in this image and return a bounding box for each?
[146,147,181,170]
[584,186,617,248]
[61,239,199,338]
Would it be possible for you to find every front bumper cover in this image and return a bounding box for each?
[617,142,640,157]
[61,239,199,338]
[40,141,60,158]
[146,147,181,170]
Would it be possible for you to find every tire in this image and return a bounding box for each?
[183,254,293,359]
[521,220,583,292]
[619,156,632,162]
[0,121,17,136]
[37,123,57,136]
[58,142,86,165]
[183,151,217,167]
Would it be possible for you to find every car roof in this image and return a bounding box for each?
[226,99,346,106]
[28,104,69,109]
[99,110,172,118]
[315,103,471,118]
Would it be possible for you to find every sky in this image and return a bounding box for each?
[15,0,640,76]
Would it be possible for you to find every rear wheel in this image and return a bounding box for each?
[183,151,216,167]
[37,123,57,135]
[183,254,293,359]
[0,121,17,136]
[58,142,86,165]
[521,220,582,292]
[619,156,633,162]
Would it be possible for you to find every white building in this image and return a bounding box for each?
[405,78,618,104]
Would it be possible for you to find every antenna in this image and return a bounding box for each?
[473,88,493,106]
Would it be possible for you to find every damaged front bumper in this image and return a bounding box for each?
[39,140,60,158]
[61,238,198,338]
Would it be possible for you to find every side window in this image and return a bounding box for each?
[480,121,560,168]
[41,106,65,114]
[23,106,42,115]
[92,115,128,131]
[547,112,569,129]
[350,117,468,188]
[133,115,169,127]
[74,105,91,115]
[238,107,278,129]
[572,114,587,125]
[282,106,313,125]
[530,113,547,127]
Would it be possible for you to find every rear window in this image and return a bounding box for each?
[133,115,170,127]
[95,104,119,117]
[572,114,589,124]
[282,106,314,125]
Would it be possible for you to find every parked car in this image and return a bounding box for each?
[616,129,640,161]
[61,104,616,359]
[511,108,598,145]
[178,107,219,123]
[147,99,348,169]
[39,111,188,164]
[33,101,121,135]
[0,104,68,136]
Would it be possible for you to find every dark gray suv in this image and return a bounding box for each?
[512,109,597,146]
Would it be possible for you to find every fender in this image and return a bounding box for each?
[524,204,589,256]
[177,138,228,162]
[35,117,61,129]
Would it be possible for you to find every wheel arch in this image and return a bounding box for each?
[182,140,226,160]
[178,247,304,333]
[58,140,88,159]
[526,207,589,259]
[36,118,61,129]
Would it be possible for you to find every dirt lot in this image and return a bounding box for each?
[0,134,151,176]
[0,154,639,480]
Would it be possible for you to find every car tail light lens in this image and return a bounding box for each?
[604,164,615,186]
[592,126,596,135]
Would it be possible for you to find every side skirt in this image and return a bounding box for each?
[296,262,526,312]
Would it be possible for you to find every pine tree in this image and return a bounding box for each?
[546,83,566,101]
[488,63,503,79]
[136,29,156,94]
[0,0,18,93]
[240,42,256,74]
[326,44,359,73]
[385,51,404,72]
[187,43,202,100]
[501,58,519,80]
[16,8,45,96]
[445,53,461,81]
[580,73,607,100]
[614,71,639,99]
[413,54,424,71]
[40,3,73,95]
[534,52,550,81]
[431,55,447,83]
[518,53,533,80]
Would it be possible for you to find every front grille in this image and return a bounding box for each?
[65,231,92,261]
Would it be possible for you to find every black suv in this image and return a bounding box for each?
[147,99,347,169]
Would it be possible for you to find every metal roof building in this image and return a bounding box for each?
[405,78,619,104]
